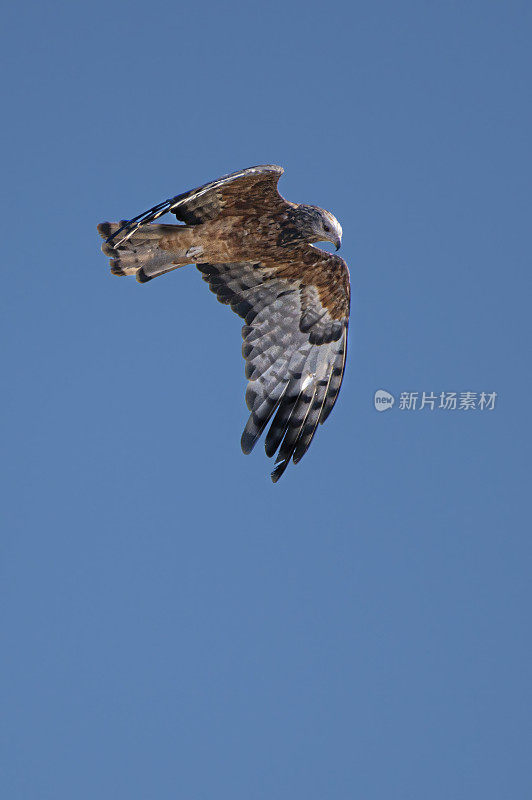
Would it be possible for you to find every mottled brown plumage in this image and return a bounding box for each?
[97,165,350,481]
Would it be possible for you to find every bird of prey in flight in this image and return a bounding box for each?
[98,165,350,482]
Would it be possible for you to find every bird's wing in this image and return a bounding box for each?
[197,248,350,482]
[169,164,287,223]
[107,165,287,247]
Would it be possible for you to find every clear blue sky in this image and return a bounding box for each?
[1,1,531,798]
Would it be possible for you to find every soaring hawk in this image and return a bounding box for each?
[98,165,350,482]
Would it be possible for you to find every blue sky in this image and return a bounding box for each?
[1,1,531,798]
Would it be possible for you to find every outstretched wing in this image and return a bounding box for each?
[107,165,287,247]
[197,249,350,482]
[168,164,288,224]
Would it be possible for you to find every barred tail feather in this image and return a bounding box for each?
[97,222,185,282]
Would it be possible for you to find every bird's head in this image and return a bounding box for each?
[298,205,343,250]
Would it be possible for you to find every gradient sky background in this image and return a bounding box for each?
[1,1,531,798]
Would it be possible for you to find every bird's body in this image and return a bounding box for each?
[98,165,350,481]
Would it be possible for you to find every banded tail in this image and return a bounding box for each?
[97,222,200,283]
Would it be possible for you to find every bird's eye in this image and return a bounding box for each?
[323,224,330,233]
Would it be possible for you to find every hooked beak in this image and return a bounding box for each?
[334,235,342,251]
